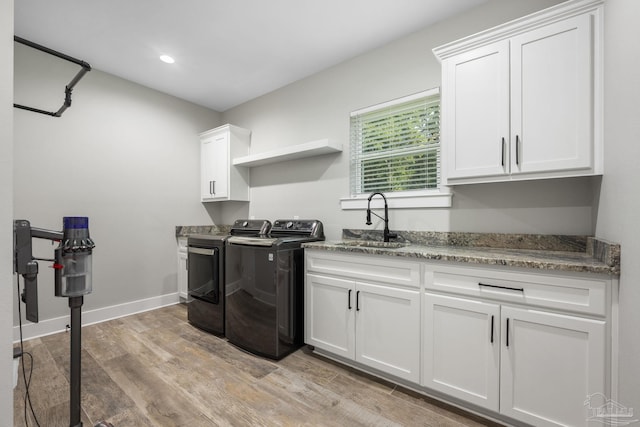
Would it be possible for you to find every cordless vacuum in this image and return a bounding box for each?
[14,217,112,427]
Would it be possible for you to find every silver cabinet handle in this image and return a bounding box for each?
[515,135,520,165]
[501,137,505,167]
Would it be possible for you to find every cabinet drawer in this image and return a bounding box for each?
[425,265,608,316]
[306,250,420,289]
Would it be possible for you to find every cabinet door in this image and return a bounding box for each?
[443,40,510,181]
[423,293,500,411]
[500,306,605,427]
[210,133,229,199]
[305,274,355,359]
[178,251,188,301]
[201,133,229,201]
[177,238,189,301]
[510,14,593,175]
[355,281,420,382]
[200,137,216,200]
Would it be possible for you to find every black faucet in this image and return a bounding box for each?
[366,192,398,242]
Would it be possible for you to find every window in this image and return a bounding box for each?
[349,88,441,197]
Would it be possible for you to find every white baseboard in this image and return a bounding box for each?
[13,293,181,342]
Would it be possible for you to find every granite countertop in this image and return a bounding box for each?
[175,225,232,237]
[303,230,620,276]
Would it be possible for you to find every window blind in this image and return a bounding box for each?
[350,89,440,196]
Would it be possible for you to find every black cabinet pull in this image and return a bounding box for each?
[348,289,352,310]
[356,290,360,311]
[478,283,524,293]
[212,180,216,195]
[506,318,510,347]
[490,315,494,343]
[501,137,505,167]
[515,135,520,166]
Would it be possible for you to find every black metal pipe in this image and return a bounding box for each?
[14,36,91,70]
[13,35,91,118]
[69,296,84,427]
[12,104,58,116]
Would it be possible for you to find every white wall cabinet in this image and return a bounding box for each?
[305,252,421,382]
[434,0,603,185]
[177,237,188,301]
[200,124,250,202]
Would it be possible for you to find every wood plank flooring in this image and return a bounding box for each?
[14,304,502,426]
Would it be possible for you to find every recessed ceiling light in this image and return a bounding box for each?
[159,55,175,64]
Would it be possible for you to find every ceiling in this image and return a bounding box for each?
[14,0,486,112]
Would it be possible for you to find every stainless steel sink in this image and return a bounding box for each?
[339,240,408,249]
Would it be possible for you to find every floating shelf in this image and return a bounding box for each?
[232,139,342,167]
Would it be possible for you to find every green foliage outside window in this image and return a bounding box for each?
[351,91,440,195]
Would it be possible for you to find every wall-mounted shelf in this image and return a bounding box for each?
[232,139,342,167]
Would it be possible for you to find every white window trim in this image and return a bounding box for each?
[340,187,453,210]
[350,87,440,117]
[345,87,450,210]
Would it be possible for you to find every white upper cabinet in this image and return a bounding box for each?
[200,124,250,202]
[511,14,594,176]
[443,40,510,180]
[434,0,603,185]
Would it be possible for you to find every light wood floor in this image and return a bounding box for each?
[14,304,502,426]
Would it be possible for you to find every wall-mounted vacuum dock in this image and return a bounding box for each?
[14,217,111,427]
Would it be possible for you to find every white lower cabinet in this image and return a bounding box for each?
[355,281,420,381]
[500,306,605,427]
[306,273,420,382]
[306,249,614,427]
[177,237,188,301]
[305,273,354,359]
[423,293,500,410]
[423,292,606,427]
[305,251,421,382]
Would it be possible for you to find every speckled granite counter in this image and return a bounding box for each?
[303,230,620,276]
[175,225,231,237]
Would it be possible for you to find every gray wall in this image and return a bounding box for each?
[221,0,640,410]
[598,0,640,410]
[13,44,221,322]
[220,0,595,241]
[7,0,639,420]
[1,0,14,423]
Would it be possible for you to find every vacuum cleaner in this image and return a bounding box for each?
[14,217,113,427]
